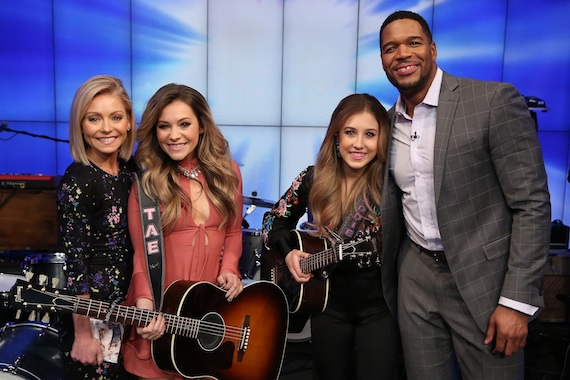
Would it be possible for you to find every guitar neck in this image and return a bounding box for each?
[72,297,198,336]
[297,236,375,274]
[299,248,336,274]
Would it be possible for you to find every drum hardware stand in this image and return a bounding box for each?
[242,204,256,229]
[245,248,262,280]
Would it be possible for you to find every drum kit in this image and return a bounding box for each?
[0,252,66,379]
[239,193,275,281]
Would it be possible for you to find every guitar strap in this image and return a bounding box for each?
[336,195,369,241]
[133,172,165,311]
[334,195,380,264]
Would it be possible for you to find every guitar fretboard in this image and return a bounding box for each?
[299,237,373,274]
[38,290,247,342]
[300,248,336,273]
[70,296,203,337]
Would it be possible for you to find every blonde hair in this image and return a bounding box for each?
[68,75,135,165]
[309,94,389,235]
[135,84,239,231]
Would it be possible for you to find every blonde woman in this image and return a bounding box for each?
[122,84,243,380]
[263,94,400,379]
[57,75,138,379]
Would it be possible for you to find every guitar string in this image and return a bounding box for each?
[272,247,334,276]
[49,294,246,340]
[275,239,373,275]
[28,288,247,340]
[298,239,371,273]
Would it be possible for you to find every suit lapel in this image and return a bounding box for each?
[434,73,459,205]
[383,108,395,180]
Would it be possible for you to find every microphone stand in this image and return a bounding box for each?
[0,121,69,143]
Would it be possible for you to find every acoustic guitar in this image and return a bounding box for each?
[262,230,377,315]
[8,279,289,380]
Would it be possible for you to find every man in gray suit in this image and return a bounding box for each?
[378,10,551,379]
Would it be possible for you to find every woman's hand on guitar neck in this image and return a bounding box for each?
[285,249,313,283]
[135,298,166,341]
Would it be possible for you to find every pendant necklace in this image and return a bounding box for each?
[177,164,201,179]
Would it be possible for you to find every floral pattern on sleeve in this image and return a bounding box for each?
[262,167,312,256]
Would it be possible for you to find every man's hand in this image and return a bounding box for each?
[484,305,529,356]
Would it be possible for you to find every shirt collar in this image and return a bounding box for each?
[424,67,443,107]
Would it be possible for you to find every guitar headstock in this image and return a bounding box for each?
[335,235,376,254]
[8,279,75,315]
[337,235,378,261]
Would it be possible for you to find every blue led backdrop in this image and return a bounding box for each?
[0,0,569,230]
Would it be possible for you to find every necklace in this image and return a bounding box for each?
[177,164,201,179]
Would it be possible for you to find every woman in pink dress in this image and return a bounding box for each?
[122,84,243,380]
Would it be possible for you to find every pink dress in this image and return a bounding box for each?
[122,160,243,379]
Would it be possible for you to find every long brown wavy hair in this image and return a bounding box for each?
[309,94,389,235]
[135,84,240,231]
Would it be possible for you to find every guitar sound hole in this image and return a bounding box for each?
[197,312,224,351]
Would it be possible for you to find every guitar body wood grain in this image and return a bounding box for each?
[153,280,289,380]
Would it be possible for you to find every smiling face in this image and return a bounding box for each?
[337,111,379,175]
[380,18,437,102]
[82,94,130,162]
[156,99,204,163]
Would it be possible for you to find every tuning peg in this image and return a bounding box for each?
[51,277,60,288]
[39,274,48,286]
[41,312,50,324]
[25,271,34,281]
[15,309,21,320]
[28,310,36,321]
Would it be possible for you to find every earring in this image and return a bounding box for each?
[127,128,131,131]
[335,141,341,158]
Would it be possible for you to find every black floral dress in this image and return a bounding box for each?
[56,159,137,380]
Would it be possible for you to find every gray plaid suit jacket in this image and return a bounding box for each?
[380,71,551,333]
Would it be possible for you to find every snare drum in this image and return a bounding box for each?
[0,322,62,379]
[240,229,263,280]
[23,253,66,289]
[0,274,24,326]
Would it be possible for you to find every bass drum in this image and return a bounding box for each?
[0,322,62,380]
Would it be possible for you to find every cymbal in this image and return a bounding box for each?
[243,195,275,208]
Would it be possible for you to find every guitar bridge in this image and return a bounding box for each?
[237,314,251,362]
